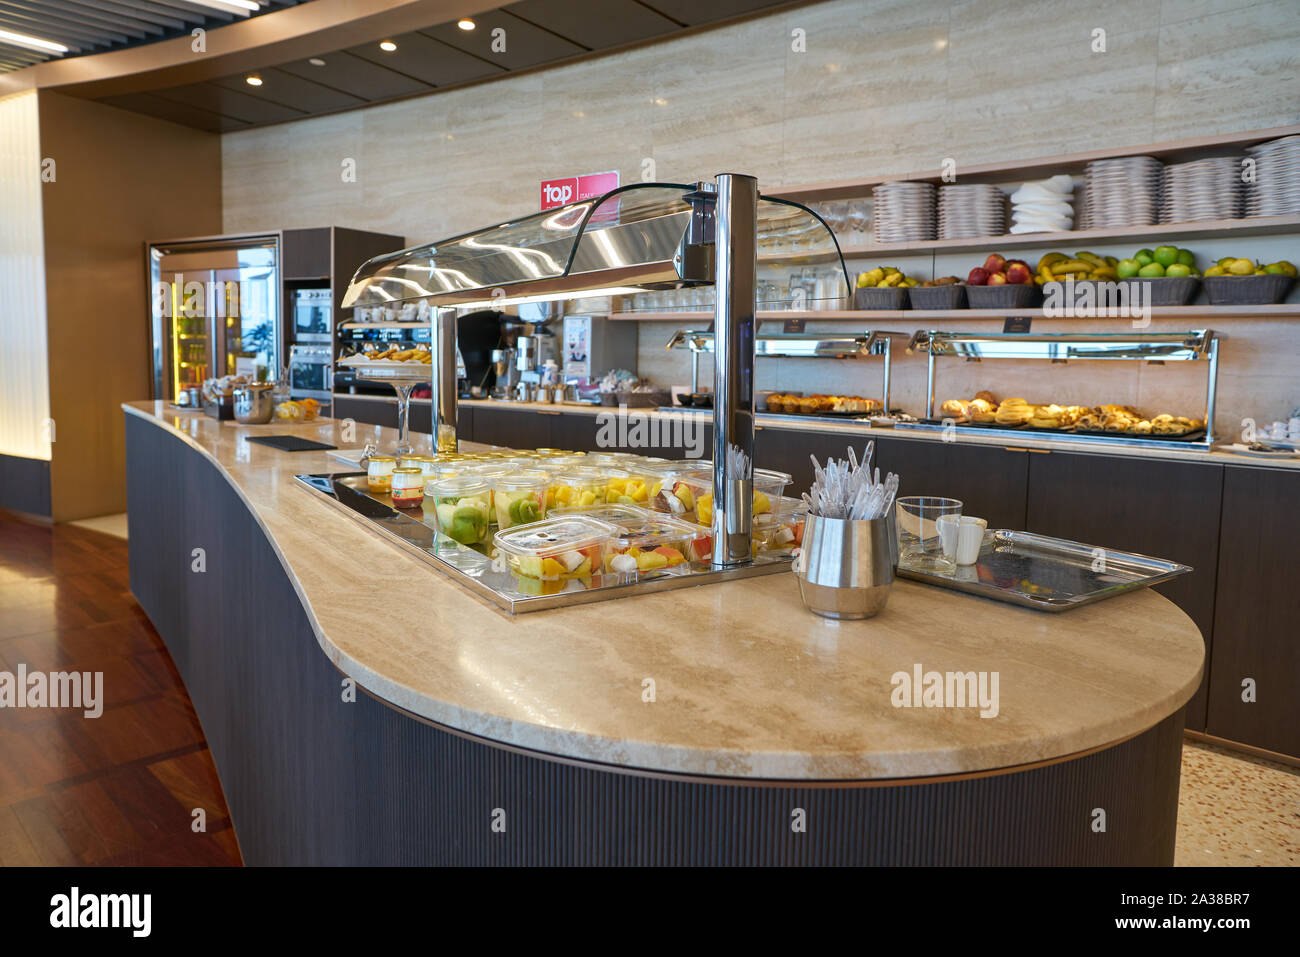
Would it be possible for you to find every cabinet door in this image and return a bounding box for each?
[547,411,603,453]
[473,407,550,450]
[333,396,395,429]
[456,406,474,443]
[1208,466,1300,757]
[1025,452,1221,731]
[755,426,861,492]
[872,437,1030,532]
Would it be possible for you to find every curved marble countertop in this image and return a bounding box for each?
[124,401,1205,781]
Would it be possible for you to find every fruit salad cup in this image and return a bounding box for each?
[603,515,701,574]
[493,516,619,582]
[546,471,608,510]
[656,466,792,527]
[752,497,808,554]
[425,476,492,546]
[493,474,549,529]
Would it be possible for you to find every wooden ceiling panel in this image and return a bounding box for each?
[346,30,505,88]
[211,67,367,114]
[278,50,433,102]
[153,80,308,125]
[502,0,680,49]
[96,91,251,132]
[420,10,586,69]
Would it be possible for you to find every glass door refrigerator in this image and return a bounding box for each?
[148,234,281,401]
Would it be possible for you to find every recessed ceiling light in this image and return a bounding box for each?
[245,75,263,86]
[379,40,397,52]
[308,57,326,66]
[0,27,69,54]
[457,18,475,31]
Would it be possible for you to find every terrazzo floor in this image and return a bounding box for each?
[1176,741,1300,866]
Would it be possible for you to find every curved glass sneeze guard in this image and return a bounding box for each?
[341,182,848,310]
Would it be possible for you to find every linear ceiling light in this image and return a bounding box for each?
[0,28,69,54]
[179,0,261,14]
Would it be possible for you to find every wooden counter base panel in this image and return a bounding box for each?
[126,413,1184,864]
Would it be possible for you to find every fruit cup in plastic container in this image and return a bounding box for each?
[426,476,492,546]
[603,514,701,573]
[607,465,674,507]
[546,502,651,531]
[657,465,792,527]
[547,470,609,510]
[494,473,549,529]
[493,516,619,581]
[752,496,808,553]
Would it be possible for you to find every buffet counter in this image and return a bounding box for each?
[123,400,1204,864]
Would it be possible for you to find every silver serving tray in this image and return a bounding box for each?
[293,472,792,614]
[894,530,1191,612]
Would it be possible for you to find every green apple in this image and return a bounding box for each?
[1175,248,1196,267]
[1137,262,1166,278]
[1165,263,1192,278]
[1117,258,1142,279]
[1153,245,1179,268]
[1134,248,1155,266]
[1217,256,1236,267]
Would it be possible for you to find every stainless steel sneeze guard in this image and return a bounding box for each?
[294,472,793,614]
[895,529,1192,611]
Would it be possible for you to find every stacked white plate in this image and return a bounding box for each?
[872,182,936,243]
[1079,155,1162,229]
[1160,157,1240,222]
[1008,175,1075,234]
[1243,135,1300,216]
[937,184,1005,239]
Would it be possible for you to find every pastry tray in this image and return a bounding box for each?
[293,472,792,614]
[895,529,1191,612]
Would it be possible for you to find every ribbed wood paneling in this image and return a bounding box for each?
[126,414,1184,865]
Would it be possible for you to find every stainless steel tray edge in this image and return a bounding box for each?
[294,472,792,614]
[895,529,1192,612]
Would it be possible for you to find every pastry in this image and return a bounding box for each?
[974,390,997,405]
[995,397,1033,426]
[968,398,996,422]
[940,398,970,418]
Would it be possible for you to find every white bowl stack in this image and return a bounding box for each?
[1160,157,1241,223]
[1008,175,1075,234]
[872,182,936,243]
[937,184,1006,240]
[1243,135,1300,216]
[1079,156,1162,229]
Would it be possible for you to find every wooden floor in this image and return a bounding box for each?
[0,509,241,865]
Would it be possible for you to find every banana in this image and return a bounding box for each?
[1037,252,1068,270]
[1076,251,1107,268]
[1050,259,1094,274]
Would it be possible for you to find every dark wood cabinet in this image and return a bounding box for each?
[456,405,474,442]
[282,227,331,279]
[473,406,552,449]
[872,437,1031,532]
[1024,451,1222,731]
[1207,466,1300,757]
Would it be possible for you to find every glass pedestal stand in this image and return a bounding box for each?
[356,371,430,457]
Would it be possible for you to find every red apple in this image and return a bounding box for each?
[1005,262,1032,284]
[983,253,1007,273]
[987,271,1008,285]
[967,267,990,285]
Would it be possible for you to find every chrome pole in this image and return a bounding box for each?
[711,173,758,568]
[433,307,458,452]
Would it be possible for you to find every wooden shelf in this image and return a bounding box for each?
[613,304,1300,322]
[835,215,1300,259]
[766,125,1300,202]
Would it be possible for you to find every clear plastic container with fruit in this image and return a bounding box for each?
[603,514,703,574]
[493,473,549,529]
[426,476,492,546]
[752,496,808,554]
[650,465,791,527]
[547,471,608,510]
[604,467,663,506]
[493,516,619,581]
[546,502,652,530]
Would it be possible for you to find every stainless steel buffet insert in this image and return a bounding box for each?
[895,529,1191,611]
[295,472,793,614]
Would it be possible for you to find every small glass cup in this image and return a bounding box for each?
[895,496,962,572]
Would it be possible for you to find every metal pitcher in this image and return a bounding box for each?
[792,513,894,620]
